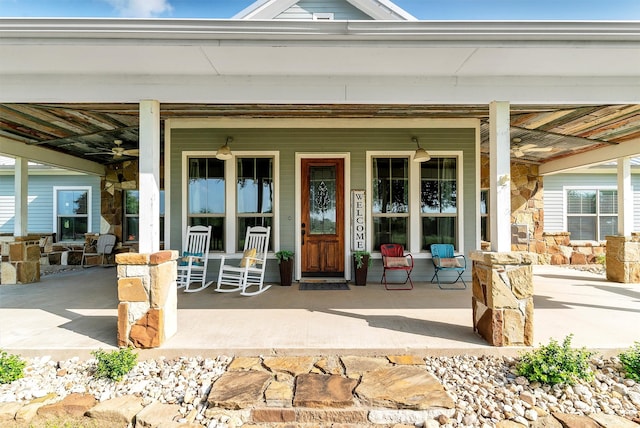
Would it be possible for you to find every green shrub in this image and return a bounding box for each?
[516,334,593,385]
[91,348,137,381]
[619,342,640,382]
[0,350,26,384]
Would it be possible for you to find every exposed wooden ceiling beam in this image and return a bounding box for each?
[0,137,105,176]
[539,138,640,175]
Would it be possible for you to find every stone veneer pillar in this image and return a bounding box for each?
[1,237,40,285]
[469,251,536,346]
[605,234,640,284]
[115,250,178,348]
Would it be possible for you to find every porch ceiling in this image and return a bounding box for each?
[1,102,640,166]
[1,19,639,167]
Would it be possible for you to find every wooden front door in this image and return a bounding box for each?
[301,158,345,276]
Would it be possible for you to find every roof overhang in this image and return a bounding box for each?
[1,19,639,105]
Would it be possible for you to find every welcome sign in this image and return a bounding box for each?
[351,190,366,251]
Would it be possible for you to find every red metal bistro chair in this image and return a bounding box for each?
[380,243,414,290]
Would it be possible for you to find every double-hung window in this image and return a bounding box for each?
[566,189,617,240]
[54,187,90,241]
[187,157,226,251]
[421,158,458,250]
[371,157,409,249]
[369,153,461,254]
[236,157,274,250]
[186,153,276,253]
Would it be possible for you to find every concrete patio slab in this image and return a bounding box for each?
[0,264,638,359]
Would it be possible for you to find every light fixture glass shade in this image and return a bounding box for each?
[413,147,431,162]
[215,143,232,160]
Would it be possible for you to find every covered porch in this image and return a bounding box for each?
[1,264,638,359]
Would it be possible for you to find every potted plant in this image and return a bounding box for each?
[352,250,371,286]
[275,250,294,286]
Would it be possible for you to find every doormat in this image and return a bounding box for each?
[299,282,350,291]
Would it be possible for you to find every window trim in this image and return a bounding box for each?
[182,150,279,257]
[563,186,618,242]
[366,150,464,257]
[52,186,92,242]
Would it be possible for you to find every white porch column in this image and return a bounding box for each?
[138,100,161,254]
[617,156,634,236]
[14,157,28,237]
[489,101,512,252]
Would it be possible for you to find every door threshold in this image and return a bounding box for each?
[300,277,348,284]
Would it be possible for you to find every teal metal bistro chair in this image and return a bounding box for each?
[430,244,467,290]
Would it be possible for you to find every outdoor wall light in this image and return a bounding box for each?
[215,137,233,160]
[412,136,431,162]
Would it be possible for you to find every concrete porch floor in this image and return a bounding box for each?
[0,264,638,359]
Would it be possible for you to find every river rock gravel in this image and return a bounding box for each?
[0,353,639,427]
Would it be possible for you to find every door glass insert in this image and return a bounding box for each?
[309,165,336,234]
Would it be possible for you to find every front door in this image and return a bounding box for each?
[301,158,345,276]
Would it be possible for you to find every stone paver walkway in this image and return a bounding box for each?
[2,354,639,427]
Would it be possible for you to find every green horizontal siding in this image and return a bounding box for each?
[170,127,476,282]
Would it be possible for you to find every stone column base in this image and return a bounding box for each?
[606,234,640,284]
[1,237,41,285]
[469,251,536,346]
[116,250,179,348]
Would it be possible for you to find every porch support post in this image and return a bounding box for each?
[606,156,639,283]
[138,100,161,254]
[617,156,633,236]
[489,101,511,252]
[14,156,28,237]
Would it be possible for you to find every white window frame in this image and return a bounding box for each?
[563,185,618,242]
[52,186,92,241]
[182,151,279,258]
[366,150,464,258]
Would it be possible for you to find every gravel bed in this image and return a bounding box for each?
[1,354,639,427]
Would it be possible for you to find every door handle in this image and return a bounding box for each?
[301,223,306,245]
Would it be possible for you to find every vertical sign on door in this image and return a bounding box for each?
[351,190,365,251]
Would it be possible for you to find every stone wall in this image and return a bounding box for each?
[540,232,607,265]
[102,159,139,242]
[481,157,544,255]
[470,251,536,346]
[0,236,41,285]
[606,234,640,283]
[116,250,178,348]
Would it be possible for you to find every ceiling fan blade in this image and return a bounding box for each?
[513,149,524,157]
[122,149,139,156]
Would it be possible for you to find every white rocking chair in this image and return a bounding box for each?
[177,225,213,293]
[215,226,271,296]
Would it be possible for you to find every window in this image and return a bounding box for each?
[567,189,617,240]
[480,189,489,242]
[372,157,409,249]
[187,157,225,251]
[54,187,90,241]
[185,153,277,253]
[236,157,274,250]
[123,190,165,243]
[420,158,458,250]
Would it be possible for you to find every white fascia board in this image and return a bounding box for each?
[1,19,640,43]
[539,139,640,175]
[0,137,105,176]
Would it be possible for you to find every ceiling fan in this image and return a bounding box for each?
[511,138,553,158]
[87,140,139,158]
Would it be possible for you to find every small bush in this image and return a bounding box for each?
[0,350,26,384]
[92,347,137,381]
[619,342,640,382]
[516,334,593,385]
